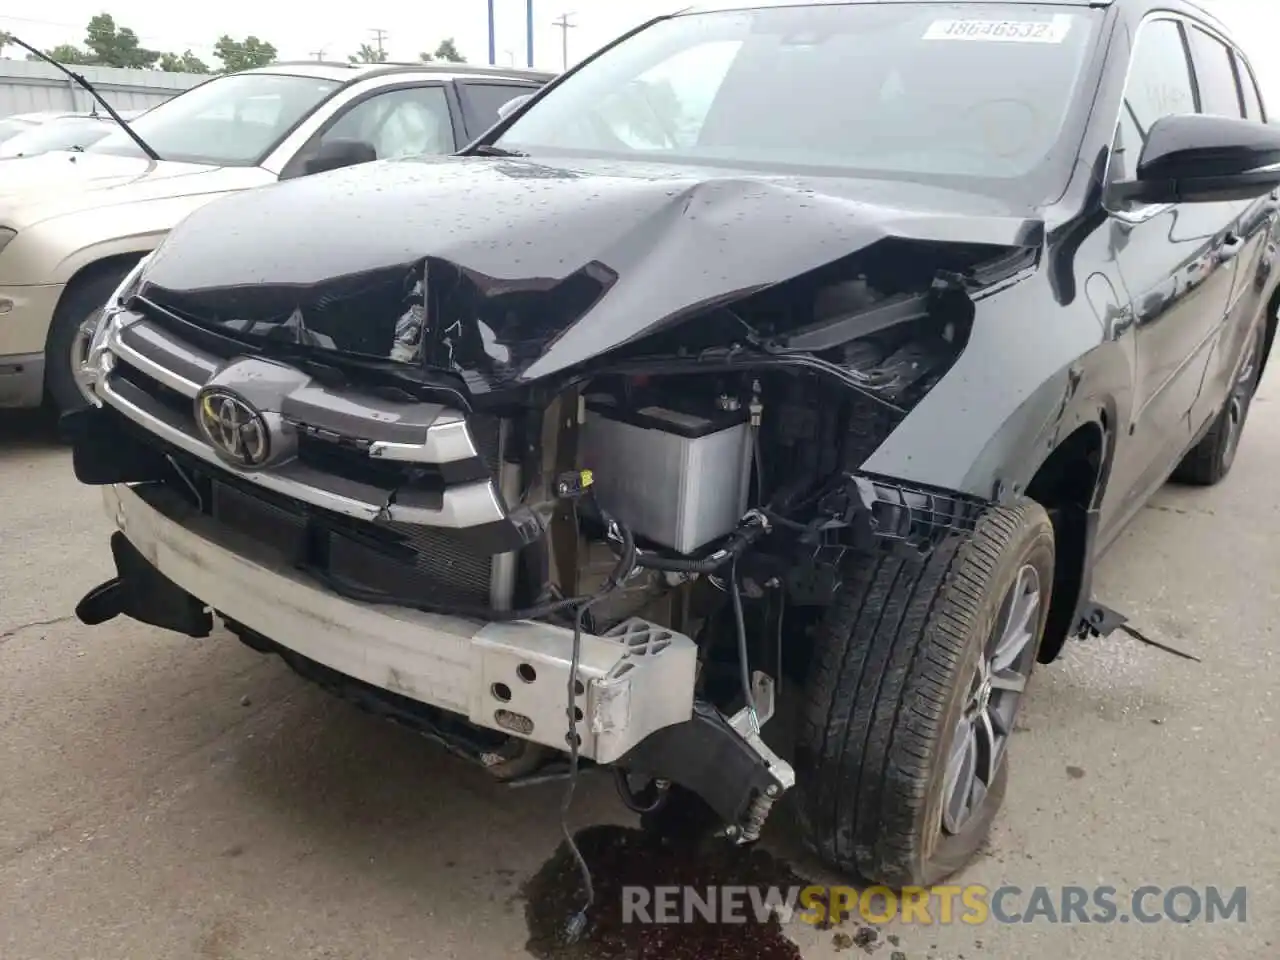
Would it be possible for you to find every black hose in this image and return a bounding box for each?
[613,768,668,814]
[629,517,768,574]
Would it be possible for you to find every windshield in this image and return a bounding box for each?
[88,73,341,166]
[0,118,38,145]
[496,2,1100,198]
[0,118,113,158]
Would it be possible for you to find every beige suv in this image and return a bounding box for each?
[0,60,550,412]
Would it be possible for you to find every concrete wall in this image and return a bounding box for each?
[0,59,205,117]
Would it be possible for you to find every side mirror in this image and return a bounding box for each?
[302,138,377,176]
[496,94,532,121]
[1111,114,1280,205]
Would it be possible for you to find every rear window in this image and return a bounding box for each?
[1234,51,1266,121]
[461,82,538,132]
[1187,27,1244,118]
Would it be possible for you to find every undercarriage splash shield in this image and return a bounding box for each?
[76,531,213,637]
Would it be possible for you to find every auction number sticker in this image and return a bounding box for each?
[923,14,1073,43]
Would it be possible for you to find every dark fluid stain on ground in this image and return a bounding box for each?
[1065,765,1086,780]
[523,824,816,960]
[850,926,878,950]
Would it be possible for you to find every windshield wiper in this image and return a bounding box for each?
[469,144,528,157]
[6,35,161,162]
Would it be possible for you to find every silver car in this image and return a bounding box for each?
[0,112,147,159]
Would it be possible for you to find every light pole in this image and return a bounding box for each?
[488,0,535,68]
[527,0,535,68]
[488,0,497,65]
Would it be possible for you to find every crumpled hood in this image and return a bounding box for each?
[139,154,1045,390]
[0,152,273,228]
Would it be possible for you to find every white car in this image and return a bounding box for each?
[0,61,551,411]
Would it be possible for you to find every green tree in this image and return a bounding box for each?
[34,43,93,65]
[213,35,277,73]
[432,38,464,62]
[84,13,160,68]
[158,50,210,73]
[348,42,387,64]
[0,32,12,57]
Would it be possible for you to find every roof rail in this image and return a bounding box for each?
[266,60,359,69]
[377,61,555,78]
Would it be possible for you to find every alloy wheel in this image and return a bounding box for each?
[940,563,1041,836]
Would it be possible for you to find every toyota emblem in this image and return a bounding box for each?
[195,389,271,468]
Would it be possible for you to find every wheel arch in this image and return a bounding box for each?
[1023,415,1111,663]
[46,254,144,341]
[42,253,144,400]
[1257,281,1280,384]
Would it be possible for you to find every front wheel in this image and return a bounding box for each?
[44,266,131,415]
[795,499,1054,887]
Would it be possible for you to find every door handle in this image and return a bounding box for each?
[1218,233,1244,263]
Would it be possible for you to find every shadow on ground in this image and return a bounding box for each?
[0,407,61,458]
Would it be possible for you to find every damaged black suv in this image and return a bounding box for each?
[68,0,1280,890]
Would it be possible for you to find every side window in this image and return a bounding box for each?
[1112,19,1196,183]
[317,86,455,160]
[460,82,537,134]
[1233,51,1265,121]
[1187,27,1244,118]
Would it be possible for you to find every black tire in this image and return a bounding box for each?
[45,265,131,415]
[1171,321,1266,486]
[795,499,1054,887]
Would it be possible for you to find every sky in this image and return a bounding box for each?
[0,1,680,73]
[0,0,1275,91]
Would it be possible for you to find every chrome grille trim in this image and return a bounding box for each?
[108,319,205,397]
[94,315,509,531]
[103,312,480,462]
[113,317,215,396]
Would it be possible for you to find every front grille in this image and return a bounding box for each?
[331,523,494,607]
[111,349,496,495]
[94,308,523,609]
[212,480,494,608]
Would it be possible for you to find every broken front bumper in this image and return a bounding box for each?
[97,482,698,765]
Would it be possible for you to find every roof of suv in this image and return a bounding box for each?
[681,0,1233,42]
[238,61,555,85]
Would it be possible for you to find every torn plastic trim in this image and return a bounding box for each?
[776,472,992,558]
[1075,600,1202,662]
[132,294,476,412]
